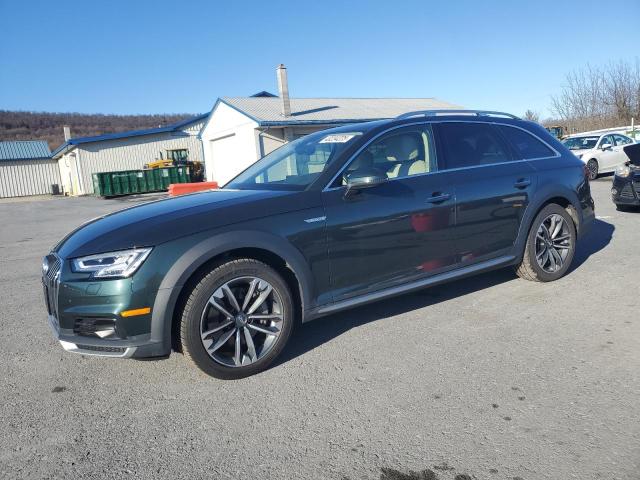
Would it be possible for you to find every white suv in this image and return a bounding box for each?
[562,133,635,180]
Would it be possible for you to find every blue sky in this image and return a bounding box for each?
[1,0,638,118]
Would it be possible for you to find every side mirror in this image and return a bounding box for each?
[600,143,612,150]
[344,170,387,192]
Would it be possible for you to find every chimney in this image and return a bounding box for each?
[276,64,291,117]
[63,126,71,141]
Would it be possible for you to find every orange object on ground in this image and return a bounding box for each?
[168,182,219,196]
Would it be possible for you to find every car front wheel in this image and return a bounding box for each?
[516,204,577,282]
[180,259,294,379]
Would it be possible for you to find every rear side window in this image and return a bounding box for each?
[498,125,556,159]
[613,134,633,146]
[437,122,511,169]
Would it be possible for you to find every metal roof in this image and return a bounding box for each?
[51,113,208,158]
[0,141,52,161]
[219,97,462,126]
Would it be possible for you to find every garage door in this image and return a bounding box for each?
[209,133,239,185]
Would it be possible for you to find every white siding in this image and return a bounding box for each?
[0,159,62,198]
[59,126,204,195]
[200,102,259,185]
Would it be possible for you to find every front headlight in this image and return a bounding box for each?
[615,165,631,178]
[71,248,152,278]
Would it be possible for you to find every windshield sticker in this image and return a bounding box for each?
[319,133,361,144]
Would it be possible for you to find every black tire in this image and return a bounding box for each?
[586,159,598,180]
[515,204,577,282]
[180,259,295,380]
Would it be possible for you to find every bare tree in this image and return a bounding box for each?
[551,59,640,132]
[523,109,540,122]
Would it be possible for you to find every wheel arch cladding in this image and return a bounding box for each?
[151,231,311,353]
[516,189,581,260]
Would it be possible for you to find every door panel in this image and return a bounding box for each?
[435,122,536,264]
[448,162,536,263]
[597,135,618,171]
[322,173,457,302]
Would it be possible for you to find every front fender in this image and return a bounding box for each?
[149,230,317,353]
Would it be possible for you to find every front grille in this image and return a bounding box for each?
[633,181,640,195]
[76,344,126,353]
[620,184,636,199]
[42,254,62,319]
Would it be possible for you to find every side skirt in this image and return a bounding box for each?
[304,255,516,322]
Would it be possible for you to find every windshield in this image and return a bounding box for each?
[226,129,363,190]
[562,136,599,150]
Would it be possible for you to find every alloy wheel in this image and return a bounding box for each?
[587,160,598,180]
[200,276,283,367]
[535,214,572,273]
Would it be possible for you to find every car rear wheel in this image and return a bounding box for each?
[586,159,599,180]
[180,259,294,379]
[515,204,576,282]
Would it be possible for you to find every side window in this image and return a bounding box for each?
[498,125,556,159]
[613,134,632,146]
[599,135,613,148]
[438,122,511,169]
[341,125,437,184]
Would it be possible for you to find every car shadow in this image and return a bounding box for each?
[276,268,516,368]
[276,218,614,368]
[569,218,614,273]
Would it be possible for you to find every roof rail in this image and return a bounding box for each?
[396,109,520,120]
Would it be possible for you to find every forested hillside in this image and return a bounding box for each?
[0,111,197,150]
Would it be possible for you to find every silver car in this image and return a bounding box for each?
[562,133,635,180]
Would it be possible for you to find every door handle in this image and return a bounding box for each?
[426,193,451,203]
[514,178,531,189]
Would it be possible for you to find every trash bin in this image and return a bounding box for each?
[92,172,113,197]
[128,171,141,194]
[135,171,148,193]
[159,168,172,189]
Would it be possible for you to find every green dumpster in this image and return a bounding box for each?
[110,172,126,196]
[167,167,179,185]
[176,166,190,183]
[159,168,171,189]
[144,169,157,192]
[93,166,196,197]
[92,172,114,197]
[128,171,141,194]
[135,171,148,193]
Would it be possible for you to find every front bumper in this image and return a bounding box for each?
[612,174,640,206]
[43,254,172,359]
[47,312,169,358]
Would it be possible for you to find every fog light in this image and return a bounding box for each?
[612,188,618,196]
[74,318,118,338]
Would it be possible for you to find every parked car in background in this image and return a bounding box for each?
[563,133,635,180]
[43,110,595,379]
[612,143,640,211]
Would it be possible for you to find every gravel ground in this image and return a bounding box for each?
[0,180,638,480]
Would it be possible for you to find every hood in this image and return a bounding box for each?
[55,189,318,258]
[623,143,640,166]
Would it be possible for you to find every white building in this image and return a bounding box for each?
[199,65,460,185]
[0,141,60,198]
[51,114,207,196]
